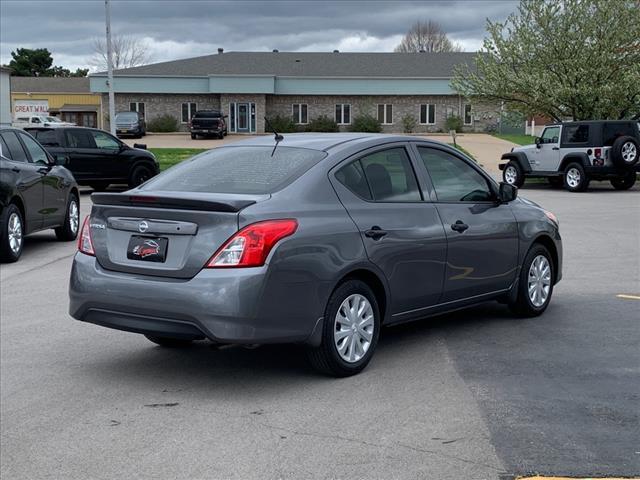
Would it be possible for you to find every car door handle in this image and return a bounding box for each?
[451,220,469,233]
[11,167,21,173]
[37,167,50,174]
[364,226,388,240]
[552,147,559,150]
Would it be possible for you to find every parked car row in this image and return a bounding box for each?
[0,125,159,262]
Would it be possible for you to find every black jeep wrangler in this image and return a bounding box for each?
[500,120,639,192]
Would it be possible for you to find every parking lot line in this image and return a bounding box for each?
[616,294,640,300]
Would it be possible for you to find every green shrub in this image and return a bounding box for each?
[266,115,298,133]
[445,115,463,133]
[401,114,417,133]
[305,115,339,132]
[147,114,179,132]
[349,114,382,133]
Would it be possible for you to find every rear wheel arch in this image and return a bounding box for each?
[334,268,389,323]
[559,152,590,171]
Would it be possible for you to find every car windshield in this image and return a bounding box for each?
[116,112,138,121]
[140,146,326,194]
[194,111,222,118]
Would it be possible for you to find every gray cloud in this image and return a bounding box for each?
[1,0,518,70]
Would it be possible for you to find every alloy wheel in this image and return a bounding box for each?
[504,166,518,185]
[69,200,79,234]
[7,213,23,255]
[621,142,637,164]
[528,255,551,308]
[333,294,375,363]
[566,168,581,188]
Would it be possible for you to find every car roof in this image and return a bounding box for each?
[225,132,449,152]
[548,120,636,127]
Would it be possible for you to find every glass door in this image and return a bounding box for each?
[237,103,249,132]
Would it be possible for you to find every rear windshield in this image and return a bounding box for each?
[194,111,222,118]
[115,112,138,121]
[140,146,326,194]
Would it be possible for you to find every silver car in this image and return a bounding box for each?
[70,134,562,376]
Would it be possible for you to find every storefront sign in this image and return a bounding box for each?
[14,100,49,115]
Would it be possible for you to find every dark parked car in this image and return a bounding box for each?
[69,134,562,376]
[26,127,159,191]
[0,127,79,263]
[114,111,146,138]
[189,110,227,139]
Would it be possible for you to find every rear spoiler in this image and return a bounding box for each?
[91,192,268,213]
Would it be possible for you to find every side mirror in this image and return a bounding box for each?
[498,182,518,203]
[54,154,69,166]
[133,143,147,150]
[535,137,542,148]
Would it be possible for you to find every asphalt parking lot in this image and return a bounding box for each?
[1,181,639,479]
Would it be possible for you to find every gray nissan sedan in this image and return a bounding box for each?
[69,133,562,376]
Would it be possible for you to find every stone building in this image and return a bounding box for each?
[90,50,499,134]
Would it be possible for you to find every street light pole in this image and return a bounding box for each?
[105,0,116,135]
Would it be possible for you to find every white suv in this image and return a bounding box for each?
[500,121,639,192]
[11,115,74,129]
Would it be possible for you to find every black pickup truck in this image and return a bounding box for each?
[189,110,227,139]
[26,126,159,191]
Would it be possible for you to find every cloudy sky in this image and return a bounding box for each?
[1,0,518,71]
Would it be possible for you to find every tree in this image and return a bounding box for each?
[8,48,53,76]
[451,0,640,121]
[90,34,151,71]
[7,48,89,77]
[394,20,462,53]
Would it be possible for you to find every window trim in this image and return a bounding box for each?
[331,143,425,204]
[463,104,473,125]
[292,103,308,125]
[335,103,351,125]
[181,102,198,124]
[419,104,436,125]
[411,142,499,204]
[377,104,393,125]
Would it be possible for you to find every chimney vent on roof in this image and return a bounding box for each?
[217,48,224,54]
[273,49,279,52]
[333,50,339,53]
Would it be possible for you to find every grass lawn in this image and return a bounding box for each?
[493,133,536,146]
[150,148,207,171]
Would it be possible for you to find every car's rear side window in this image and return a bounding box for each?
[31,129,59,146]
[0,135,11,160]
[336,160,372,200]
[0,131,29,163]
[603,123,637,146]
[359,148,421,202]
[562,124,589,144]
[141,146,326,194]
[65,129,96,149]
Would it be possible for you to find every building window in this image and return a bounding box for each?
[335,104,351,125]
[464,104,473,125]
[130,102,145,117]
[181,102,197,123]
[420,104,436,125]
[377,104,393,124]
[292,104,308,124]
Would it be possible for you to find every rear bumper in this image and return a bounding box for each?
[190,128,223,134]
[69,252,321,344]
[584,165,640,176]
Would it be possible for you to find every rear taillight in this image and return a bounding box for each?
[206,219,298,268]
[594,148,602,158]
[78,216,95,256]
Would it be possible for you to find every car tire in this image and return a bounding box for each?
[191,133,197,140]
[564,162,589,192]
[89,182,110,192]
[217,132,224,140]
[548,176,563,188]
[611,136,639,168]
[610,171,637,190]
[503,161,525,187]
[144,335,194,348]
[54,192,80,241]
[128,164,153,188]
[0,204,24,263]
[509,243,554,317]
[306,279,381,377]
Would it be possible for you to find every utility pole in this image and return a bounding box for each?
[105,0,116,134]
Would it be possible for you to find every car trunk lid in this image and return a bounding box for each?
[89,191,268,278]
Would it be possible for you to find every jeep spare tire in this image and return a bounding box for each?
[611,136,639,168]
